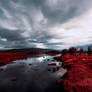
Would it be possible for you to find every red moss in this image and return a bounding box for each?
[54,53,92,92]
[29,64,32,66]
[0,52,28,66]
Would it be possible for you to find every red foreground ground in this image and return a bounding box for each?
[54,53,92,92]
[0,52,28,66]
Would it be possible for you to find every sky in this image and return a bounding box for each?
[0,0,92,50]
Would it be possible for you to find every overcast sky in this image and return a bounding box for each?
[0,0,92,50]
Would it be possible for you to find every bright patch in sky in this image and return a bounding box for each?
[47,9,92,49]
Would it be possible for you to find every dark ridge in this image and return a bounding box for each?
[0,48,59,53]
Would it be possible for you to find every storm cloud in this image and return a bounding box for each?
[0,0,92,49]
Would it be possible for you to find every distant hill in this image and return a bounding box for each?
[0,48,59,53]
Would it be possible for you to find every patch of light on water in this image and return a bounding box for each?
[13,56,46,65]
[36,57,45,62]
[0,54,61,70]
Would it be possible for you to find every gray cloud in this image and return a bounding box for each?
[0,0,92,49]
[40,0,92,24]
[0,28,25,41]
[12,0,92,24]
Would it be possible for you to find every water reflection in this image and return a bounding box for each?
[0,54,67,92]
[0,54,62,71]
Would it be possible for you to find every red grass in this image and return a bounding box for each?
[0,52,28,66]
[54,53,92,92]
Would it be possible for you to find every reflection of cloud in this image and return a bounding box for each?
[0,0,92,49]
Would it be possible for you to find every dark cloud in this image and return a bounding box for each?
[14,0,92,24]
[0,28,25,41]
[39,0,92,24]
[0,28,31,48]
[0,0,92,49]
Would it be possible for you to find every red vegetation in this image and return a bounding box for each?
[54,47,92,92]
[45,51,61,55]
[0,52,28,66]
[29,64,32,66]
[48,63,56,66]
[61,64,92,92]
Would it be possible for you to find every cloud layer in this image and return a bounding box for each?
[0,0,92,49]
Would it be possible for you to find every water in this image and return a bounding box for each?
[0,54,66,92]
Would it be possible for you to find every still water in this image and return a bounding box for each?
[0,54,66,92]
